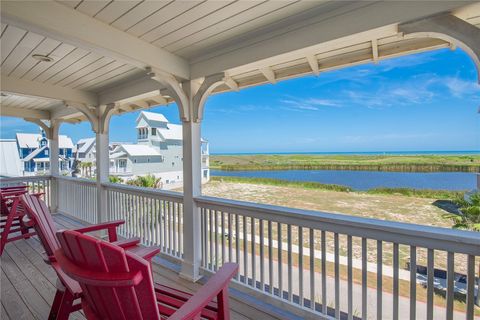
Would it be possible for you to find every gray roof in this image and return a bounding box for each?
[16,133,74,149]
[76,137,95,153]
[0,140,22,177]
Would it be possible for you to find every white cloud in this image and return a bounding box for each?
[442,77,480,97]
[208,104,272,115]
[279,97,342,111]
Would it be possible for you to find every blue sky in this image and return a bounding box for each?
[1,48,479,154]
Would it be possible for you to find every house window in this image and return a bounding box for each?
[152,128,156,136]
[138,128,148,139]
[45,149,49,156]
[119,159,127,168]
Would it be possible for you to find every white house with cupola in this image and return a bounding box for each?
[110,111,209,188]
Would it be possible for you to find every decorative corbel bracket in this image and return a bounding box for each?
[147,67,190,121]
[399,13,480,83]
[64,101,99,132]
[192,73,224,123]
[23,118,60,139]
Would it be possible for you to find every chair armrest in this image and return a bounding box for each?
[127,246,160,262]
[31,192,44,199]
[72,220,125,242]
[1,189,27,197]
[113,237,141,249]
[168,263,238,320]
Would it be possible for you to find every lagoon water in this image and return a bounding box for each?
[211,169,477,191]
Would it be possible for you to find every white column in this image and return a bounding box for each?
[180,119,203,281]
[95,132,109,223]
[49,127,59,212]
[179,79,204,281]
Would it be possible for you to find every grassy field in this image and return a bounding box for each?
[211,154,480,172]
[202,180,455,229]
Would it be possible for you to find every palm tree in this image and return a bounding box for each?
[126,174,162,189]
[109,176,123,184]
[79,161,93,177]
[443,191,480,306]
[443,192,480,231]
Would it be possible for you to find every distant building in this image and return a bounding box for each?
[0,139,23,177]
[75,137,96,162]
[110,111,209,188]
[17,130,74,174]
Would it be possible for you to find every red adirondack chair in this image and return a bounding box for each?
[0,185,38,255]
[21,193,160,320]
[55,229,239,320]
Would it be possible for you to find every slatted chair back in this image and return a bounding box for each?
[21,193,60,259]
[0,186,27,215]
[55,230,161,320]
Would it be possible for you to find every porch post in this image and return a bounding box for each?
[95,131,109,223]
[48,121,60,212]
[94,105,115,224]
[24,118,61,211]
[148,70,224,281]
[180,80,203,281]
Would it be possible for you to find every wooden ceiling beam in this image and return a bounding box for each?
[1,1,189,79]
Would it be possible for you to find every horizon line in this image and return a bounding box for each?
[211,150,480,155]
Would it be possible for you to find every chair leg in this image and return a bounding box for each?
[48,289,64,320]
[217,289,230,320]
[0,215,14,256]
[19,218,32,239]
[56,289,75,320]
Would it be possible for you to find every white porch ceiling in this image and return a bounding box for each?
[1,23,142,92]
[0,1,479,124]
[58,0,325,60]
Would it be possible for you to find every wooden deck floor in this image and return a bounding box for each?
[0,214,252,320]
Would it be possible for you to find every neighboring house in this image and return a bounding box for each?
[75,137,96,162]
[110,111,209,188]
[0,139,23,177]
[75,139,127,162]
[17,130,74,174]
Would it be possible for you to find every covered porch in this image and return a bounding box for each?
[1,1,480,319]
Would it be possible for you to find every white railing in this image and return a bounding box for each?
[104,183,184,260]
[110,167,130,174]
[57,176,98,224]
[0,175,52,207]
[8,174,478,318]
[196,196,480,320]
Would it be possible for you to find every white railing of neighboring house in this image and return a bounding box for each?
[196,196,480,320]
[57,176,98,224]
[0,175,52,207]
[104,183,184,260]
[110,167,131,174]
